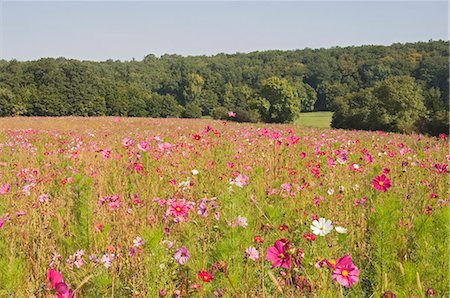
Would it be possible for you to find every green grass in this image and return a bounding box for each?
[295,111,333,128]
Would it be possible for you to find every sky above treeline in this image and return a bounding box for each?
[0,1,448,61]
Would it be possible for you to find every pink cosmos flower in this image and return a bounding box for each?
[364,153,373,163]
[197,200,209,217]
[434,163,449,174]
[100,149,112,159]
[39,194,49,203]
[137,141,150,152]
[372,174,391,192]
[133,236,145,247]
[174,246,190,265]
[281,183,291,192]
[122,138,134,148]
[231,215,248,228]
[327,157,336,167]
[47,269,74,298]
[100,253,115,269]
[0,183,10,195]
[233,174,249,188]
[198,271,213,282]
[168,200,188,217]
[266,239,291,269]
[228,111,236,117]
[331,255,359,288]
[157,142,172,152]
[245,247,259,261]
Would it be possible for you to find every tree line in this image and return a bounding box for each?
[0,40,448,135]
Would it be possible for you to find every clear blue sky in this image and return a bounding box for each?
[1,1,448,61]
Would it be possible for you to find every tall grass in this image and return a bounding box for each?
[0,117,447,297]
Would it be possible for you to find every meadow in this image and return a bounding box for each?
[0,117,448,297]
[295,112,332,129]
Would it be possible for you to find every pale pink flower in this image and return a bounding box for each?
[245,247,259,261]
[138,141,150,152]
[39,194,49,203]
[174,246,190,265]
[133,236,145,247]
[0,183,10,195]
[231,216,248,228]
[233,174,249,188]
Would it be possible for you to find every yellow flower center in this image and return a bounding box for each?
[342,270,349,277]
[378,181,384,186]
[279,253,285,259]
[329,260,336,266]
[175,207,181,212]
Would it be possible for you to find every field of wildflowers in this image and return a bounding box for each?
[0,117,448,297]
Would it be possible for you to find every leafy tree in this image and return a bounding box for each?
[197,89,219,116]
[233,108,260,123]
[0,87,14,116]
[332,88,374,130]
[145,93,183,118]
[211,106,229,120]
[0,40,447,134]
[104,82,129,116]
[369,76,426,133]
[415,55,449,106]
[126,84,149,117]
[182,103,202,118]
[31,85,68,116]
[258,76,300,123]
[181,73,204,105]
[422,87,448,136]
[333,76,427,134]
[317,82,350,111]
[295,82,317,112]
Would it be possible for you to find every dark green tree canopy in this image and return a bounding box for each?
[0,40,447,134]
[258,76,300,123]
[332,76,428,134]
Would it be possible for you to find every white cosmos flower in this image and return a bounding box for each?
[191,169,199,175]
[311,218,333,236]
[335,226,348,234]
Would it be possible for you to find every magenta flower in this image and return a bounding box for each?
[331,255,359,288]
[266,239,291,269]
[168,200,188,217]
[47,269,74,298]
[434,163,449,174]
[174,246,190,265]
[371,174,391,192]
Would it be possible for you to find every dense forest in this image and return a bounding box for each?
[0,40,448,135]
